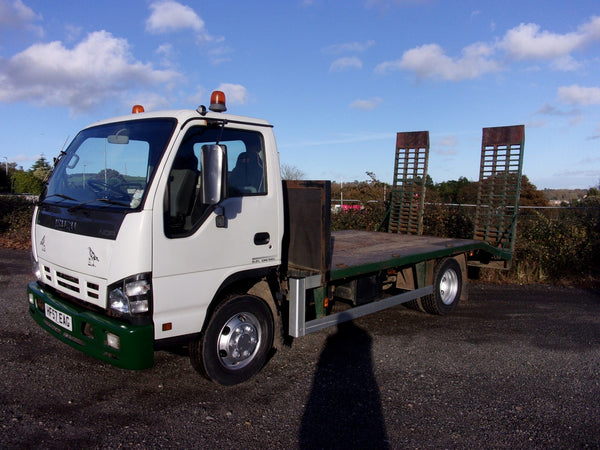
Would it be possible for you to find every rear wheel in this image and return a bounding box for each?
[190,294,274,386]
[421,258,462,315]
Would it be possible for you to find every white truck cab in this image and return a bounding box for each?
[29,92,284,385]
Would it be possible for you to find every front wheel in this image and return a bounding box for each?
[190,294,274,386]
[421,258,462,315]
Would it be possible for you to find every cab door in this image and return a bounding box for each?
[151,123,280,339]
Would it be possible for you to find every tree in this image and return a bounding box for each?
[0,161,18,193]
[432,177,472,203]
[30,156,51,172]
[425,174,434,189]
[582,186,600,207]
[0,169,9,193]
[281,164,305,180]
[519,175,548,207]
[456,181,478,204]
[29,156,52,182]
[12,171,44,194]
[365,171,379,183]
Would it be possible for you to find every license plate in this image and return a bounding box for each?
[45,304,73,331]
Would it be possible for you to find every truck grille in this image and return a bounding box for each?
[41,263,105,308]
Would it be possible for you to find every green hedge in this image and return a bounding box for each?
[512,206,600,284]
[3,196,599,285]
[0,195,35,249]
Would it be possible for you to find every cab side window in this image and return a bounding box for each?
[227,138,266,196]
[164,126,267,238]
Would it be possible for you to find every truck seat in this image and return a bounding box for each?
[229,151,264,194]
[169,148,199,221]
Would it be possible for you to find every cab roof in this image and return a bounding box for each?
[85,108,272,130]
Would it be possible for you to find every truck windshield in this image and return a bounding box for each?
[42,118,176,210]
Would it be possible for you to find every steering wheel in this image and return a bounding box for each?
[87,179,131,201]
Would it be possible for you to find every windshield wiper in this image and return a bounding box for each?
[68,198,130,212]
[42,193,77,203]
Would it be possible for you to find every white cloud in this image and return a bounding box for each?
[0,0,43,35]
[525,119,547,129]
[146,1,227,64]
[216,83,248,105]
[376,42,500,81]
[500,17,600,61]
[126,91,172,112]
[377,15,600,80]
[188,86,207,106]
[535,103,582,117]
[350,98,382,110]
[550,55,582,72]
[434,135,459,155]
[157,43,174,56]
[558,85,600,106]
[146,0,204,33]
[0,0,40,25]
[205,43,232,65]
[323,40,375,54]
[534,101,584,127]
[156,43,179,68]
[330,56,362,72]
[501,23,582,60]
[0,30,179,113]
[438,135,457,147]
[65,24,83,43]
[470,10,481,20]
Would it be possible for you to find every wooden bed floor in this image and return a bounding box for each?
[330,230,483,275]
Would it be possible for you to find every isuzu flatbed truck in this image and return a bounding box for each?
[27,91,524,385]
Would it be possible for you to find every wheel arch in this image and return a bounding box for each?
[201,267,282,339]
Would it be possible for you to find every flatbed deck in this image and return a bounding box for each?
[329,230,502,280]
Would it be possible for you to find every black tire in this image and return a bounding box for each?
[404,297,426,313]
[190,294,274,386]
[421,258,462,315]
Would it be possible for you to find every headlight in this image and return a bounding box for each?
[108,273,152,317]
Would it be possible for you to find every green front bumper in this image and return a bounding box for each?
[27,282,154,370]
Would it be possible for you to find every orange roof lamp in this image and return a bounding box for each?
[209,90,227,112]
[132,105,145,114]
[196,90,228,116]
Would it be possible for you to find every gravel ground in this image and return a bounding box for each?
[1,247,600,449]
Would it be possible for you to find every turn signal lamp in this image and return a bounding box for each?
[132,105,145,114]
[209,90,227,112]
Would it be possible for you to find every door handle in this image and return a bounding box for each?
[254,232,270,245]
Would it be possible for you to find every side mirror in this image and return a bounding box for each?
[201,144,227,205]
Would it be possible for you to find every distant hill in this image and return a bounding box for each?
[542,188,588,204]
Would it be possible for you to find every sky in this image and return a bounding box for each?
[0,0,599,190]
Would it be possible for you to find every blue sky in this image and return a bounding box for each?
[1,0,599,189]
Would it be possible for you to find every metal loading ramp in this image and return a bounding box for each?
[388,131,429,235]
[473,125,525,261]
